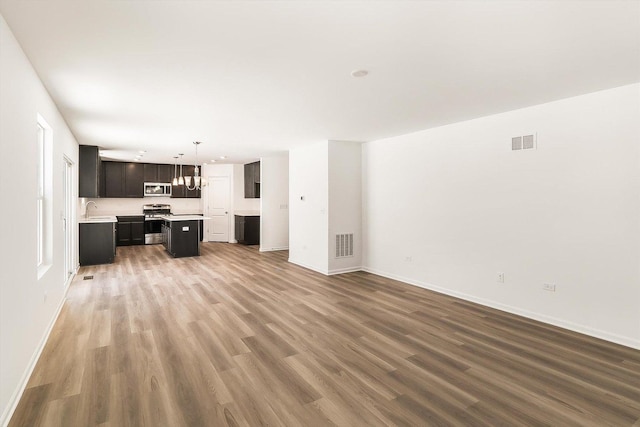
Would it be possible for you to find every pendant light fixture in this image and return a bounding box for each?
[178,154,185,185]
[172,156,179,186]
[185,141,202,191]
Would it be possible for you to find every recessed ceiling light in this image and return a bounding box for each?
[351,69,368,78]
[210,159,217,163]
[219,156,227,160]
[138,150,146,154]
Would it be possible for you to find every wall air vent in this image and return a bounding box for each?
[512,133,536,150]
[335,233,354,258]
[512,136,522,150]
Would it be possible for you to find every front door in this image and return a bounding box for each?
[206,176,230,242]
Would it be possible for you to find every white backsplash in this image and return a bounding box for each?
[79,197,202,217]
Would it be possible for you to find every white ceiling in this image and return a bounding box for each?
[1,0,638,165]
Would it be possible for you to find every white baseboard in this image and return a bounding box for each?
[328,266,362,275]
[259,246,289,252]
[1,277,72,427]
[288,258,329,275]
[362,266,640,350]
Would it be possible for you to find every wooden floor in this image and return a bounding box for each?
[9,243,640,426]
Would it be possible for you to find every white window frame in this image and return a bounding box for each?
[37,114,52,278]
[37,122,45,267]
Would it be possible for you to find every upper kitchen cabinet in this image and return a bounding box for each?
[79,145,101,198]
[103,161,144,198]
[244,161,260,198]
[124,163,144,197]
[144,163,173,183]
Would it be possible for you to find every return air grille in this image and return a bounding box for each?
[335,233,354,258]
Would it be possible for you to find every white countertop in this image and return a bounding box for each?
[234,210,261,216]
[160,215,211,221]
[79,216,117,223]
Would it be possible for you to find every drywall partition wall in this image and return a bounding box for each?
[328,141,362,274]
[289,142,329,274]
[260,153,289,252]
[0,14,80,424]
[362,83,640,348]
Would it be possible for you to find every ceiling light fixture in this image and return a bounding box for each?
[351,69,368,78]
[219,156,227,160]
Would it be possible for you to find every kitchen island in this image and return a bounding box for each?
[161,215,210,257]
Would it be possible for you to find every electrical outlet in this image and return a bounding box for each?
[497,272,504,283]
[543,283,556,292]
[405,256,412,262]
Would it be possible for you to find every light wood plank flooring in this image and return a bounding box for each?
[9,243,640,426]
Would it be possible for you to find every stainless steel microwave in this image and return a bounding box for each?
[144,182,172,197]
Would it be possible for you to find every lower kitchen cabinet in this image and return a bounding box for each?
[235,214,260,245]
[117,216,145,246]
[79,222,116,266]
[162,219,201,257]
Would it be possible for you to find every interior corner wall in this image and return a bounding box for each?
[0,14,80,423]
[362,83,640,349]
[328,141,362,274]
[289,142,329,274]
[260,153,289,252]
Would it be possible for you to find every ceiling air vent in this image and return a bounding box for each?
[335,233,354,258]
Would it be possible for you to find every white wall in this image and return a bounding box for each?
[0,14,79,423]
[328,141,362,274]
[260,153,289,251]
[289,142,329,273]
[362,84,640,349]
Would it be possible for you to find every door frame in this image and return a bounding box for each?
[62,155,75,288]
[204,175,232,243]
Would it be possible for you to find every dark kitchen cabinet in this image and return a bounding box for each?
[235,214,260,245]
[103,161,125,197]
[162,220,201,257]
[116,215,145,246]
[157,164,173,183]
[244,161,260,198]
[171,165,201,198]
[103,161,144,198]
[144,163,173,183]
[124,163,144,197]
[79,222,116,265]
[79,145,101,198]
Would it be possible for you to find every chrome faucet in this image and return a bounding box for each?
[85,201,97,218]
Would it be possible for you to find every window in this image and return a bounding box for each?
[37,122,45,267]
[36,114,52,275]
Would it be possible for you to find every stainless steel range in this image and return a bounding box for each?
[143,204,171,244]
